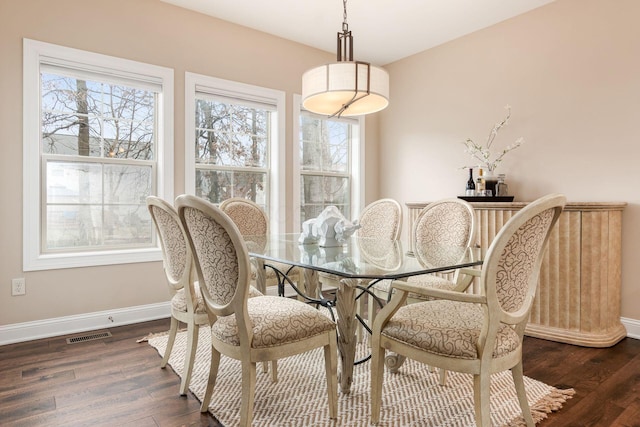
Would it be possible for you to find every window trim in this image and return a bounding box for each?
[23,39,174,271]
[185,72,286,234]
[292,94,364,232]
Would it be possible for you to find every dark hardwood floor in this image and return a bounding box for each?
[1,318,639,426]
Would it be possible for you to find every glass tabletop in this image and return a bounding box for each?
[244,233,483,280]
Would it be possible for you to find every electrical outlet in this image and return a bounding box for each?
[11,278,26,296]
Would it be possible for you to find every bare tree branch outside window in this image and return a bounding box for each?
[41,72,156,250]
[194,98,268,209]
[299,113,352,224]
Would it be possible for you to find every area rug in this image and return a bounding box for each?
[147,328,573,426]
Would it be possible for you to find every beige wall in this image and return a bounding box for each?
[0,0,380,326]
[1,0,638,330]
[380,0,640,320]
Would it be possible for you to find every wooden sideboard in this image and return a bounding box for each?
[406,201,627,347]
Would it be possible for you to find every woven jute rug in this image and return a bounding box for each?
[147,328,573,426]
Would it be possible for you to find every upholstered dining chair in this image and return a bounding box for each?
[370,193,566,426]
[318,198,403,338]
[357,198,403,240]
[147,196,209,395]
[220,197,301,296]
[176,195,338,427]
[368,198,476,331]
[357,198,403,328]
[318,198,402,287]
[147,196,264,394]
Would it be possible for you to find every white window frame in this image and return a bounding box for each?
[23,39,174,271]
[292,94,364,232]
[185,72,285,235]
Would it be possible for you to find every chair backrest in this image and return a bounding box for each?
[176,194,251,319]
[358,238,403,270]
[147,196,192,296]
[483,193,565,325]
[219,197,269,237]
[358,198,403,240]
[413,198,475,247]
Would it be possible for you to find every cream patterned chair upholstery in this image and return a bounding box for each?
[370,194,566,426]
[369,198,476,324]
[147,196,262,395]
[220,197,301,296]
[176,195,338,427]
[401,197,477,296]
[357,198,403,240]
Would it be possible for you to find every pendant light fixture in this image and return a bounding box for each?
[301,0,389,118]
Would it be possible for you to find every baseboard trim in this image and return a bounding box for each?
[621,317,640,340]
[1,308,638,346]
[0,302,171,345]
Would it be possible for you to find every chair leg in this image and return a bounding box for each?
[239,359,257,427]
[512,361,535,427]
[161,316,179,368]
[259,360,278,382]
[179,322,199,395]
[438,368,448,386]
[473,373,492,427]
[254,258,267,295]
[385,352,407,373]
[357,295,365,343]
[200,346,221,412]
[367,293,377,335]
[370,340,386,424]
[323,331,338,419]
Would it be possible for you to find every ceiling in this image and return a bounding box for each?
[161,0,555,65]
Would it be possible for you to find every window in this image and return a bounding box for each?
[23,39,174,270]
[293,95,364,231]
[185,73,285,234]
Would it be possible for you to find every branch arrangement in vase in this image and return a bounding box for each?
[462,105,524,173]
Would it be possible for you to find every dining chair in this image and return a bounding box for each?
[318,198,403,338]
[367,198,476,381]
[368,198,476,332]
[357,198,404,240]
[220,197,301,296]
[176,194,338,426]
[147,196,264,394]
[357,198,403,332]
[370,193,566,426]
[318,198,402,285]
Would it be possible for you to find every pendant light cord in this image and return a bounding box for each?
[342,0,349,33]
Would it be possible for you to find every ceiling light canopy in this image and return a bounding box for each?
[301,0,389,118]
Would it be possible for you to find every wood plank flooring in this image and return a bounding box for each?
[1,318,638,426]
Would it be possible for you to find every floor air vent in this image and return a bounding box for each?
[66,330,112,344]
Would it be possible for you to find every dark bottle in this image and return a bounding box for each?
[465,168,475,196]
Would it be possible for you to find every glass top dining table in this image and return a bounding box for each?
[244,233,483,394]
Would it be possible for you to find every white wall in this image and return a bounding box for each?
[379,0,640,322]
[0,0,380,332]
